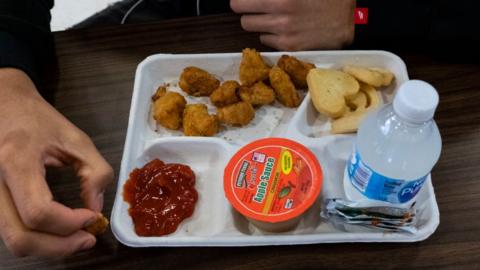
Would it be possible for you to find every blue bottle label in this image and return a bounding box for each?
[347,149,428,204]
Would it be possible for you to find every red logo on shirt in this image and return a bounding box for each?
[354,8,368,24]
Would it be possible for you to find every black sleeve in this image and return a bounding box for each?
[0,0,54,86]
[353,0,480,58]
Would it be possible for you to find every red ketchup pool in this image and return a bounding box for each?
[123,159,198,236]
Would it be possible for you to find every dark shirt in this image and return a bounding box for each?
[0,0,53,86]
[354,0,479,55]
[0,0,478,87]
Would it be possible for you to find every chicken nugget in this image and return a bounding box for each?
[239,81,275,106]
[239,48,271,86]
[84,213,109,236]
[183,104,219,136]
[153,91,186,130]
[210,80,240,107]
[277,55,315,89]
[217,101,255,126]
[269,66,301,107]
[179,66,220,96]
[151,85,167,101]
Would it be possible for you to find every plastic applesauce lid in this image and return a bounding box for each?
[393,80,439,124]
[224,138,323,223]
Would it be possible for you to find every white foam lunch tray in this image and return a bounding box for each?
[111,51,440,247]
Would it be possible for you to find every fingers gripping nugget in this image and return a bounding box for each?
[210,80,240,107]
[218,101,255,126]
[239,81,275,106]
[183,104,219,136]
[239,48,271,86]
[153,89,187,130]
[277,55,316,89]
[84,213,109,236]
[269,66,301,107]
[179,66,220,96]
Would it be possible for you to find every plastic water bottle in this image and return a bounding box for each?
[343,80,442,205]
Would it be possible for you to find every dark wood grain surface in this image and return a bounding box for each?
[1,14,479,269]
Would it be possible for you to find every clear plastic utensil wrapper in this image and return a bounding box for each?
[321,198,417,234]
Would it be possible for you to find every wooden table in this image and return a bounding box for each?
[1,14,479,269]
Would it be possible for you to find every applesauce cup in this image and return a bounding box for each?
[224,138,323,232]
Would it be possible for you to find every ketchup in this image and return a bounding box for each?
[123,159,198,236]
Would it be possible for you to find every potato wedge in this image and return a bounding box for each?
[331,110,367,134]
[360,83,382,109]
[333,83,383,134]
[346,91,367,111]
[343,65,394,87]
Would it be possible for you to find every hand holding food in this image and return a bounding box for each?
[84,213,109,236]
[269,66,301,107]
[0,68,113,257]
[183,104,219,136]
[179,66,220,96]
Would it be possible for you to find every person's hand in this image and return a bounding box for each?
[230,0,356,51]
[0,68,113,257]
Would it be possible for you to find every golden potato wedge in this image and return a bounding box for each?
[346,91,367,111]
[343,65,394,88]
[331,110,366,134]
[333,83,383,134]
[360,83,382,109]
[307,68,359,118]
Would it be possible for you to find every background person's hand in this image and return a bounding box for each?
[0,68,113,257]
[230,0,356,51]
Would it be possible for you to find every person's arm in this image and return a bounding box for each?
[0,1,113,257]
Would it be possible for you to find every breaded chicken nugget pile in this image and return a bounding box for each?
[151,48,316,136]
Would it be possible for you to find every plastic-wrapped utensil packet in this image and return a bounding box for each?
[321,198,418,234]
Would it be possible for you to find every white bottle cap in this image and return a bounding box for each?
[393,80,439,123]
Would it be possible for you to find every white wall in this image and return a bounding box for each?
[51,0,122,31]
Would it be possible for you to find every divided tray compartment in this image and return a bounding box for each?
[111,51,440,247]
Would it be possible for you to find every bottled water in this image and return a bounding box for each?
[344,80,442,205]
